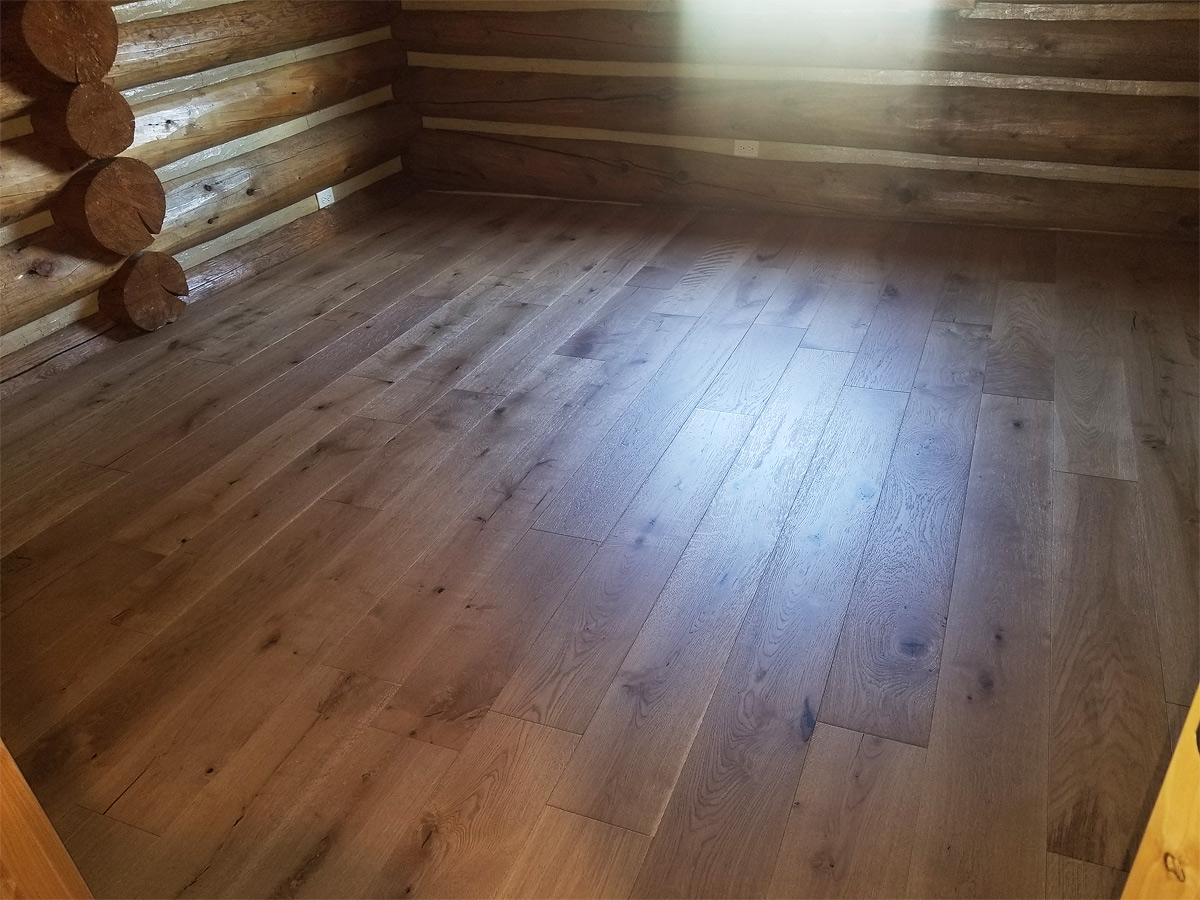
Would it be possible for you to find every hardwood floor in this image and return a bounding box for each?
[1,193,1196,899]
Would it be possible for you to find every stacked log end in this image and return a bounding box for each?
[99,252,188,331]
[55,158,166,257]
[20,0,186,332]
[18,0,118,82]
[32,82,135,158]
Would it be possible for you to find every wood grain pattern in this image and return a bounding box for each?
[371,528,597,749]
[1048,473,1170,871]
[906,393,1054,899]
[499,806,651,900]
[369,713,578,899]
[630,386,907,899]
[1048,853,1127,900]
[404,67,1200,170]
[1053,352,1139,479]
[493,407,753,732]
[394,9,1200,80]
[109,1,395,91]
[768,724,925,900]
[0,741,92,900]
[984,280,1058,400]
[548,348,853,833]
[2,195,1194,900]
[406,130,1200,239]
[821,323,989,745]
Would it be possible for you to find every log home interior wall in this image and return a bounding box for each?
[395,0,1198,239]
[0,0,413,383]
[1,0,1197,382]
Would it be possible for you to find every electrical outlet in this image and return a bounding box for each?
[733,139,759,158]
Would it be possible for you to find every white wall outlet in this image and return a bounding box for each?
[733,139,759,158]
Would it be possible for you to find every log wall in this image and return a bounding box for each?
[393,0,1200,239]
[1,0,411,373]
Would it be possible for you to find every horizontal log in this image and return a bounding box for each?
[182,170,419,302]
[404,127,1199,238]
[128,42,398,170]
[0,172,419,393]
[393,9,1200,82]
[108,0,396,91]
[402,67,1199,170]
[0,104,413,334]
[0,137,83,227]
[159,103,418,252]
[0,44,397,228]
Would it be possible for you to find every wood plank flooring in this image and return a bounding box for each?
[1,193,1196,900]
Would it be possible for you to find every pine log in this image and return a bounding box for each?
[0,173,417,394]
[402,67,1200,171]
[98,252,188,331]
[54,157,166,256]
[0,105,410,334]
[0,44,395,230]
[159,103,417,251]
[405,127,1200,238]
[30,82,135,159]
[19,0,119,83]
[128,42,397,170]
[0,135,83,227]
[393,8,1200,82]
[109,0,397,91]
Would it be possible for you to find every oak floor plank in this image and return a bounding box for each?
[753,218,850,329]
[0,462,126,557]
[800,280,883,353]
[933,228,1001,327]
[178,717,455,899]
[984,280,1057,400]
[698,323,804,416]
[1053,353,1138,481]
[371,528,597,750]
[768,724,925,900]
[0,544,163,756]
[630,385,907,899]
[104,414,403,636]
[15,499,376,828]
[4,357,232,495]
[325,316,696,691]
[1047,473,1170,871]
[3,197,1195,900]
[112,373,392,556]
[324,389,501,511]
[349,276,526,383]
[493,407,753,733]
[456,257,642,396]
[846,230,950,392]
[821,323,989,746]
[499,806,651,900]
[533,319,748,542]
[368,712,577,899]
[548,348,853,834]
[1045,853,1126,900]
[60,664,419,899]
[906,394,1054,900]
[1122,313,1198,706]
[651,250,777,319]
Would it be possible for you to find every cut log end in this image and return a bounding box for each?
[99,252,189,332]
[32,82,135,159]
[20,0,119,83]
[56,157,167,257]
